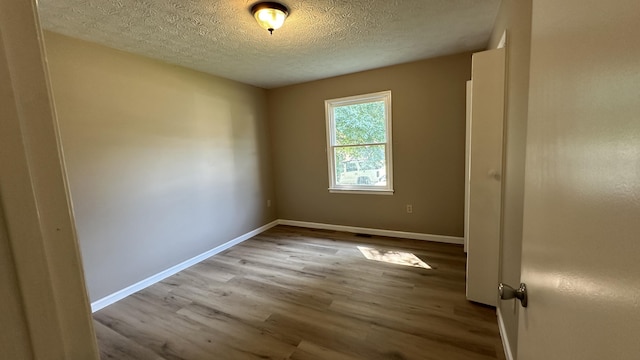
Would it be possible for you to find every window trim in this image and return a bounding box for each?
[325,90,394,194]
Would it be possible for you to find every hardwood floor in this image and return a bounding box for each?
[94,226,506,360]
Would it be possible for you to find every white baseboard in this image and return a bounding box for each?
[90,220,279,312]
[497,307,515,360]
[277,219,464,245]
[91,219,462,312]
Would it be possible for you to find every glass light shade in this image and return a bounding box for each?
[254,7,287,32]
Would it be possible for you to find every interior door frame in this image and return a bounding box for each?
[0,0,99,357]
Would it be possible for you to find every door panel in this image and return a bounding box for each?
[466,48,505,306]
[518,0,640,358]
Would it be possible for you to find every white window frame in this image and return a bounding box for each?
[325,90,394,194]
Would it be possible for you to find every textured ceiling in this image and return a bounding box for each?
[37,0,501,89]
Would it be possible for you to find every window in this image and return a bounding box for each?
[325,90,393,194]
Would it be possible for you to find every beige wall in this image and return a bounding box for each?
[488,0,533,356]
[44,32,276,302]
[268,53,472,236]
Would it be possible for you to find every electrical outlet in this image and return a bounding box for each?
[406,204,413,214]
[267,199,272,207]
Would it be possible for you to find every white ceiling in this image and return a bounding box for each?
[37,0,501,89]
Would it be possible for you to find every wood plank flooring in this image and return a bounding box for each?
[94,226,506,360]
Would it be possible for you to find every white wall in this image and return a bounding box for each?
[44,32,276,302]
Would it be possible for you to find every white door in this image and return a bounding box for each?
[516,0,640,358]
[466,48,505,306]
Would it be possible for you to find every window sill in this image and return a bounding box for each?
[328,188,394,195]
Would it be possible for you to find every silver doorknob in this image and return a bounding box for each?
[499,282,528,307]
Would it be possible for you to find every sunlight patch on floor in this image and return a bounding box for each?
[357,246,432,269]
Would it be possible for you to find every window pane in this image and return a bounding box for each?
[334,145,386,186]
[325,90,392,193]
[334,101,386,146]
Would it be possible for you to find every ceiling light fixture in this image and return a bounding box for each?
[251,2,289,35]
